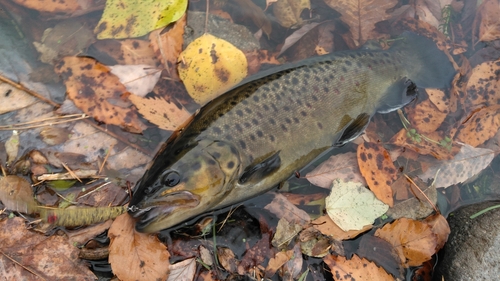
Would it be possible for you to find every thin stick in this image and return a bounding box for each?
[0,249,47,280]
[0,114,89,131]
[98,144,114,175]
[404,174,439,213]
[0,74,59,108]
[205,0,209,34]
[77,181,112,199]
[61,162,83,183]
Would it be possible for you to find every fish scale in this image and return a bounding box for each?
[129,32,455,232]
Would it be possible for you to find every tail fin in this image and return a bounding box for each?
[391,32,455,89]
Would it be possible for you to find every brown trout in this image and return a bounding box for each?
[128,32,454,232]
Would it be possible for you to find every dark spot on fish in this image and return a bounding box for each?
[297,99,303,106]
[303,68,310,72]
[230,145,238,155]
[242,100,249,105]
[235,124,243,132]
[212,127,222,134]
[244,122,251,128]
[342,67,347,72]
[304,73,310,79]
[253,96,260,102]
[239,140,247,149]
[224,124,230,130]
[227,161,235,169]
[314,76,321,82]
[317,122,323,129]
[252,119,259,125]
[225,135,233,141]
[292,77,299,85]
[281,124,288,132]
[269,135,275,142]
[357,61,362,68]
[257,130,264,138]
[216,141,225,147]
[285,118,292,124]
[263,104,270,111]
[300,86,307,93]
[301,111,307,117]
[383,52,390,57]
[269,118,276,125]
[236,110,243,116]
[250,134,256,141]
[284,106,290,111]
[212,152,221,159]
[191,162,202,171]
[312,95,318,101]
[345,60,352,66]
[349,54,356,59]
[271,104,278,112]
[323,87,329,92]
[293,117,300,123]
[208,159,217,166]
[245,108,252,114]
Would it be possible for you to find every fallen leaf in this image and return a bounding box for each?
[325,179,389,231]
[456,105,500,147]
[91,39,160,66]
[95,0,188,39]
[54,56,146,133]
[423,213,450,251]
[312,215,372,240]
[265,250,293,278]
[128,95,193,131]
[0,82,37,114]
[357,235,403,279]
[390,128,456,160]
[418,144,494,188]
[237,233,271,275]
[0,217,96,280]
[149,13,186,80]
[234,0,272,36]
[178,33,248,105]
[109,64,162,97]
[264,192,310,226]
[386,177,437,220]
[5,130,19,166]
[217,247,239,273]
[12,0,102,17]
[405,98,448,134]
[463,59,500,111]
[0,175,38,214]
[167,258,196,281]
[476,0,500,43]
[357,142,398,206]
[281,243,303,280]
[323,0,397,46]
[271,218,302,249]
[375,218,437,267]
[305,152,366,188]
[278,22,321,56]
[108,214,170,281]
[299,227,332,257]
[323,254,394,281]
[272,0,311,28]
[427,89,450,113]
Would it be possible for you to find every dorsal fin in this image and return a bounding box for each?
[238,151,281,184]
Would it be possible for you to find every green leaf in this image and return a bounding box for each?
[95,0,188,39]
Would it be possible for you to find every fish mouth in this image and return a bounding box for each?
[129,190,200,230]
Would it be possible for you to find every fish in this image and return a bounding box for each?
[128,32,455,233]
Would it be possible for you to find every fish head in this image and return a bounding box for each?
[128,139,242,233]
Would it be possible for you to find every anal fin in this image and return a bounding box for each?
[334,113,370,147]
[239,151,281,184]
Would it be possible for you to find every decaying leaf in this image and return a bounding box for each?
[476,0,500,43]
[167,258,196,281]
[95,0,188,39]
[423,213,450,251]
[272,218,302,249]
[264,192,310,225]
[109,64,162,97]
[92,39,160,66]
[312,215,372,241]
[0,82,37,114]
[237,233,271,276]
[12,0,103,17]
[128,95,193,131]
[299,227,333,257]
[387,177,437,220]
[178,33,248,105]
[463,59,500,111]
[217,247,239,273]
[322,0,397,46]
[405,98,448,134]
[456,105,500,147]
[418,144,494,188]
[234,0,272,36]
[325,179,389,231]
[357,142,398,206]
[0,217,96,280]
[323,254,394,281]
[5,130,19,166]
[0,175,38,214]
[273,0,311,28]
[390,128,456,160]
[305,152,366,188]
[108,214,170,281]
[265,250,294,278]
[375,218,437,267]
[54,56,146,133]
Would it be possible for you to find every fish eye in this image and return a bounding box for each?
[162,170,181,187]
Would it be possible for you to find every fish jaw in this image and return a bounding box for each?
[128,139,242,232]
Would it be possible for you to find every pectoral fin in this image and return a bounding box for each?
[377,78,418,114]
[239,151,281,184]
[334,113,370,147]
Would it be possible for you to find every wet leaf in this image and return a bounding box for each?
[108,214,170,281]
[423,213,450,251]
[272,0,311,28]
[128,95,193,131]
[305,152,366,189]
[167,258,196,281]
[405,98,447,134]
[95,0,188,39]
[149,14,186,80]
[0,217,96,280]
[234,0,272,36]
[463,59,500,111]
[312,215,372,240]
[418,144,494,188]
[178,34,248,105]
[265,250,293,278]
[217,247,238,273]
[92,39,160,66]
[264,192,310,225]
[282,243,303,280]
[390,128,456,160]
[5,130,19,166]
[109,65,162,97]
[272,218,302,249]
[299,227,332,257]
[237,233,271,275]
[476,0,500,43]
[375,218,437,267]
[12,0,102,17]
[386,177,437,220]
[323,0,397,46]
[323,254,394,281]
[0,82,37,114]
[0,175,38,214]
[54,56,146,133]
[456,105,500,147]
[325,179,388,231]
[357,142,398,206]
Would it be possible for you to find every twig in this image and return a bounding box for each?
[0,114,89,131]
[404,174,439,213]
[77,181,112,200]
[0,74,59,108]
[61,162,83,183]
[98,144,114,175]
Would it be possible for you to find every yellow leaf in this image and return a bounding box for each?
[178,34,248,105]
[272,0,310,28]
[95,0,187,39]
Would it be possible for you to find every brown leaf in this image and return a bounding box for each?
[237,233,271,275]
[357,142,397,207]
[305,152,366,189]
[12,0,103,17]
[423,213,450,251]
[108,214,170,281]
[167,258,196,281]
[272,0,310,28]
[323,0,397,46]
[375,218,437,267]
[390,129,456,160]
[54,57,147,133]
[217,247,239,273]
[264,192,310,226]
[456,105,500,147]
[234,0,272,36]
[0,217,96,280]
[312,215,371,241]
[92,39,160,66]
[265,250,293,278]
[405,98,447,134]
[476,0,500,43]
[149,14,186,80]
[464,59,500,111]
[0,175,38,214]
[323,254,394,281]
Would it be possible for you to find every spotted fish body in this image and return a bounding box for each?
[129,32,454,232]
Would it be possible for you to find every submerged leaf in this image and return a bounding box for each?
[323,254,393,281]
